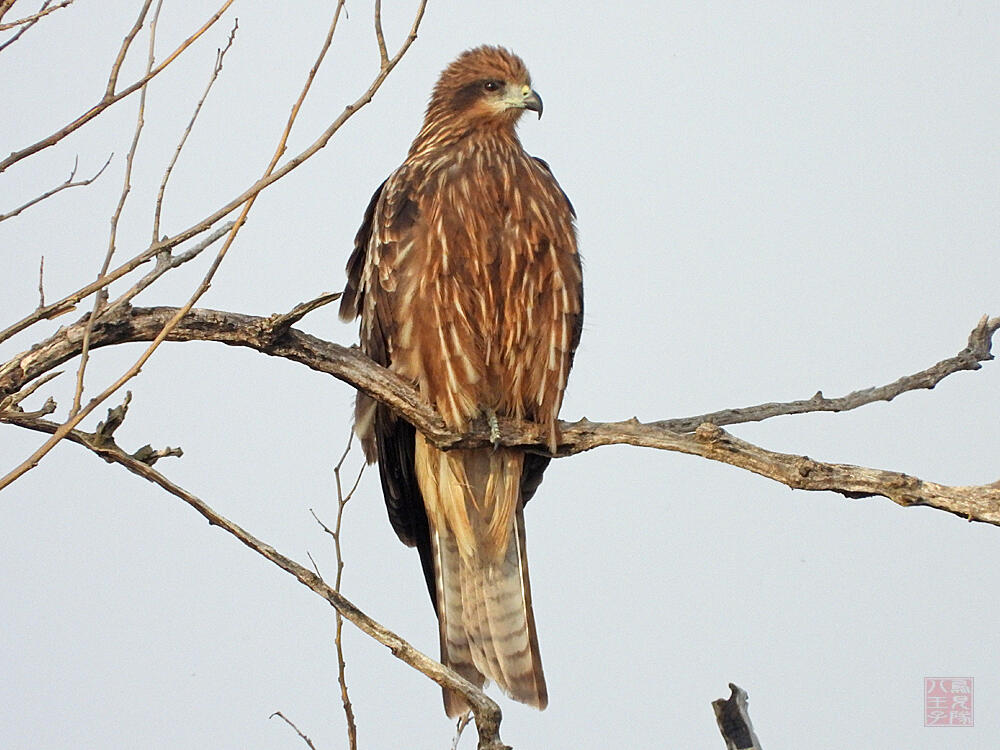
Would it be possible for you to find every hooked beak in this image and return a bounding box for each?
[503,83,543,119]
[522,87,543,119]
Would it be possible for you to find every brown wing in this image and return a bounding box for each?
[516,156,583,507]
[340,173,437,605]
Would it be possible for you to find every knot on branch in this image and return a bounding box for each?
[695,422,724,443]
[255,292,341,348]
[795,456,818,478]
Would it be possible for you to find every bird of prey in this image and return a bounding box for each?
[340,45,583,716]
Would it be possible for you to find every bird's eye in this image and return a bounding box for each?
[483,80,502,92]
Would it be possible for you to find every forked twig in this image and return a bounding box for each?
[328,433,364,750]
[0,154,112,223]
[0,0,73,31]
[153,18,239,240]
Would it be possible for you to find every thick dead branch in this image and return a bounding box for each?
[2,306,998,527]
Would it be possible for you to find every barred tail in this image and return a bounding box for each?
[415,436,547,716]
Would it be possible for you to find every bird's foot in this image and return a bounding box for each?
[485,409,501,449]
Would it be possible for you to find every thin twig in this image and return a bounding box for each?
[106,0,154,97]
[269,712,318,750]
[0,0,73,30]
[654,314,1000,434]
[37,256,45,307]
[0,154,112,223]
[0,0,234,173]
[0,370,61,412]
[373,0,388,66]
[71,0,163,416]
[153,18,239,241]
[104,222,236,314]
[317,432,364,750]
[0,222,228,345]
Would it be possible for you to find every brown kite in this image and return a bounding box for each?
[340,46,583,715]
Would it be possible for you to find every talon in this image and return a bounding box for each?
[486,409,501,449]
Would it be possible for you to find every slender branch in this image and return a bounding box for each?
[0,0,234,173]
[106,0,153,97]
[0,370,60,412]
[2,307,998,527]
[153,18,238,241]
[0,220,231,346]
[105,223,236,315]
[0,0,72,30]
[0,154,112,223]
[373,0,388,66]
[269,712,318,750]
[658,314,1000,432]
[312,433,364,750]
[37,255,45,307]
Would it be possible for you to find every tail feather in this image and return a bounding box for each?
[415,434,547,716]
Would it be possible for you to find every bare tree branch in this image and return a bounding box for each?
[0,0,234,173]
[0,404,510,750]
[0,0,72,31]
[0,0,426,347]
[0,0,431,492]
[659,315,1000,433]
[0,154,112,223]
[3,306,997,526]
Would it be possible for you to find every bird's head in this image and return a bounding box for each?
[425,46,543,133]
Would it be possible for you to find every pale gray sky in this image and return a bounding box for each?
[2,2,998,748]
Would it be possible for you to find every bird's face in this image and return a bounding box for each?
[448,75,543,127]
[476,78,543,120]
[428,46,542,131]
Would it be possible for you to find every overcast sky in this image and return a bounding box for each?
[2,2,998,748]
